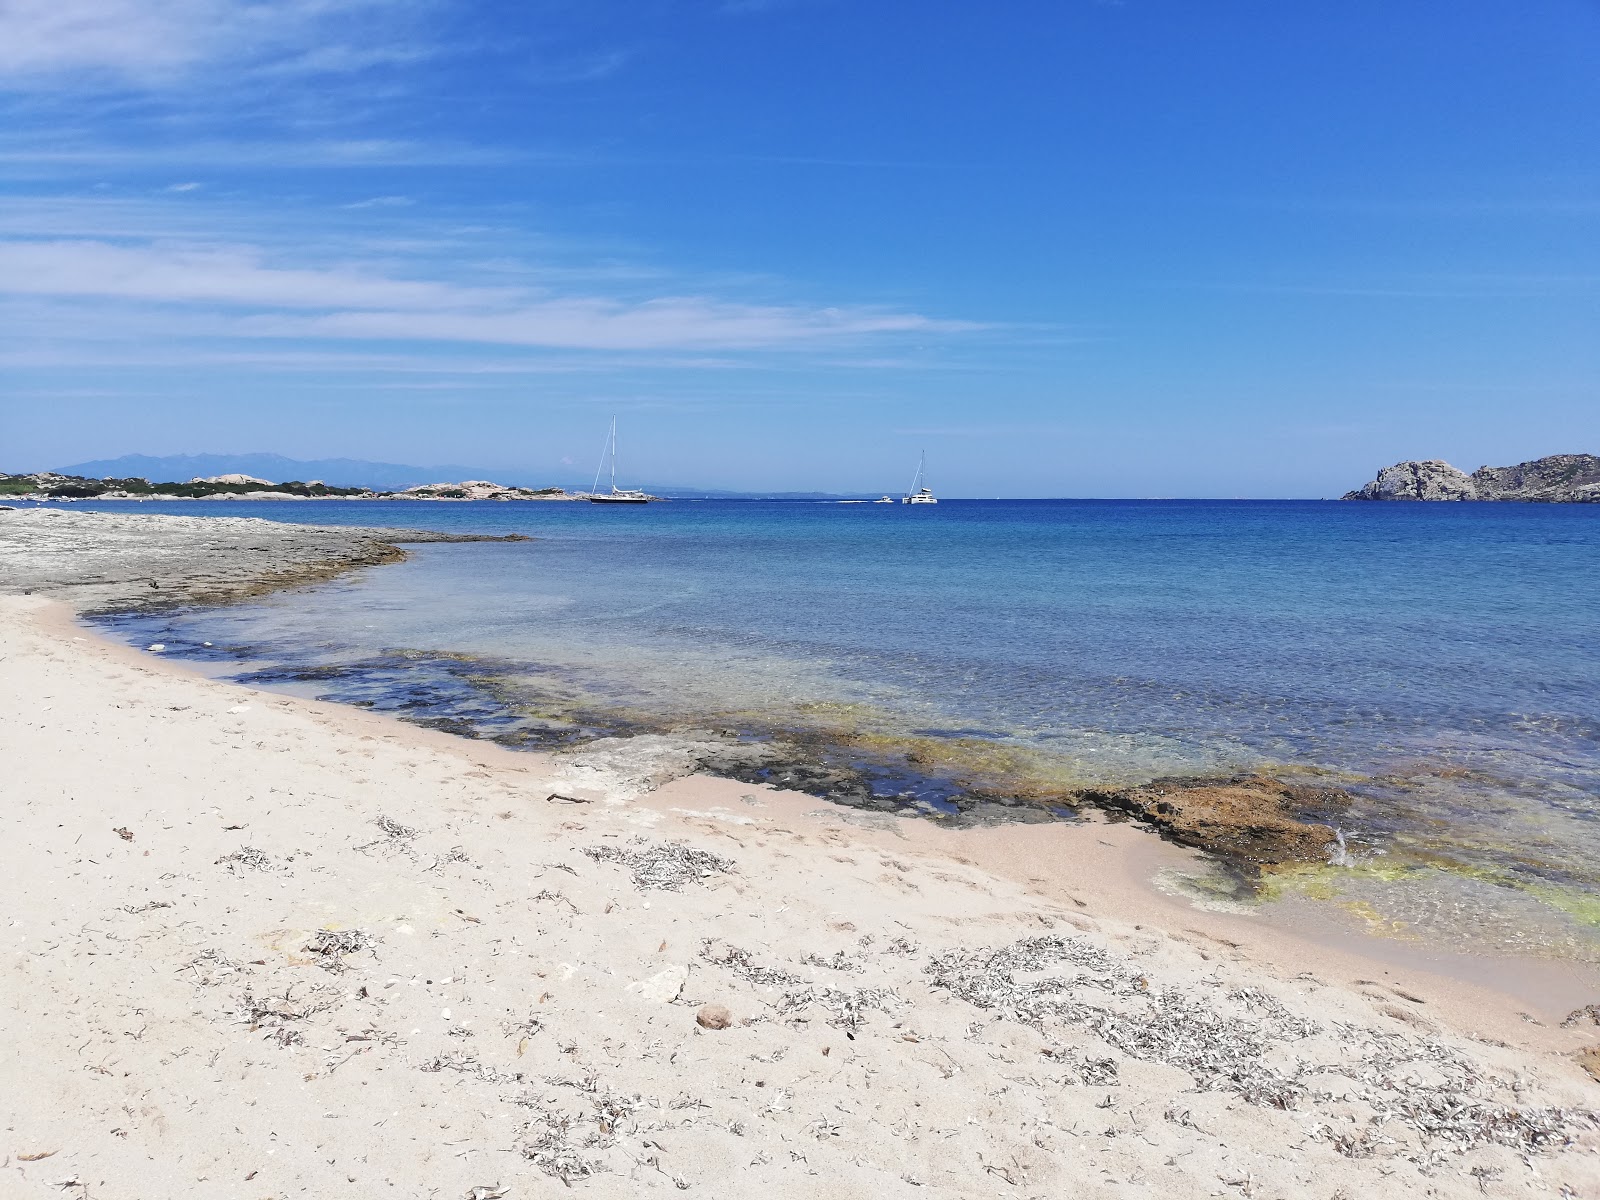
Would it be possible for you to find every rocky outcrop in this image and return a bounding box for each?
[1470,454,1600,503]
[394,480,571,501]
[1343,460,1478,501]
[1078,774,1349,867]
[1344,454,1600,502]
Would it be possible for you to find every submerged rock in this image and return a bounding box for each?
[1077,774,1347,867]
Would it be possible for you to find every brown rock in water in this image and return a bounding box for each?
[1079,774,1346,866]
[696,1004,733,1030]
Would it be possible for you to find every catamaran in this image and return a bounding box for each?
[901,451,938,504]
[588,416,651,504]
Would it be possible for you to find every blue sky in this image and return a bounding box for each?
[1,0,1597,495]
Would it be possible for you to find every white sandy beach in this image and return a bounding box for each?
[3,587,1599,1199]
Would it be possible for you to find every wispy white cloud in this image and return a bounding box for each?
[0,0,431,88]
[0,239,521,310]
[0,137,514,171]
[0,234,977,353]
[342,195,415,209]
[252,298,960,350]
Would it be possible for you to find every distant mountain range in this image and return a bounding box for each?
[48,453,859,500]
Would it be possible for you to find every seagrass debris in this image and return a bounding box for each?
[925,935,1597,1154]
[305,927,379,972]
[699,939,900,1030]
[581,839,735,891]
[216,845,275,872]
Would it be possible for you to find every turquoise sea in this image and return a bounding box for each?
[67,497,1600,960]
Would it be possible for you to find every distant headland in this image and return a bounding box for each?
[1343,454,1600,503]
[0,471,596,503]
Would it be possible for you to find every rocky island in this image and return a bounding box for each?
[1344,453,1600,502]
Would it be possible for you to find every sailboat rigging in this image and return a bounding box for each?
[901,450,937,504]
[588,417,651,504]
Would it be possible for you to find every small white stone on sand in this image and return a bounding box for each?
[626,964,688,1004]
[226,704,250,714]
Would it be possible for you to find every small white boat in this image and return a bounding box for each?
[588,416,651,504]
[901,451,938,504]
[873,495,895,504]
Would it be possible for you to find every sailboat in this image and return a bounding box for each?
[901,451,938,504]
[588,416,651,504]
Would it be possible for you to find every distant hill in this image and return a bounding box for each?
[47,453,866,499]
[53,453,500,491]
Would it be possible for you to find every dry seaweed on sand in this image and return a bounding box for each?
[120,899,173,914]
[515,1104,608,1184]
[776,984,900,1031]
[698,938,898,1029]
[698,940,804,988]
[375,813,418,838]
[304,927,379,972]
[927,935,1315,1106]
[215,845,275,873]
[232,983,339,1046]
[928,935,1599,1158]
[179,947,241,987]
[356,814,420,854]
[581,838,735,891]
[417,1050,519,1084]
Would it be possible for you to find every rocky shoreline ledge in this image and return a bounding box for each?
[0,507,529,612]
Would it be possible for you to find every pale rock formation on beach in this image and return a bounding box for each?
[190,473,273,485]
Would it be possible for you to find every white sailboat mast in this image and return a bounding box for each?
[593,415,617,495]
[908,450,926,495]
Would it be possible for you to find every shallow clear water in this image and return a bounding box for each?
[68,497,1600,956]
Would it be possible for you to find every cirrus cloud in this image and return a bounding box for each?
[0,236,976,352]
[0,0,428,87]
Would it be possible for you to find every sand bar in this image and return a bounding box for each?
[3,508,1599,1197]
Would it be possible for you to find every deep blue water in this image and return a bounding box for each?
[57,497,1600,940]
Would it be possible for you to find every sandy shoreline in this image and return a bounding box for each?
[4,511,1600,1196]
